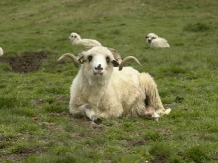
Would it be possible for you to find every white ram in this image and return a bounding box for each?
[69,32,102,48]
[58,46,171,123]
[146,33,170,48]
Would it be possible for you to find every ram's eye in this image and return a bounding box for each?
[88,55,93,62]
[106,56,110,63]
[152,37,156,39]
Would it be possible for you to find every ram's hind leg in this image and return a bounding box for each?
[142,73,171,118]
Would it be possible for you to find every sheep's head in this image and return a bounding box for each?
[77,47,140,71]
[78,47,119,79]
[58,46,141,77]
[145,33,158,44]
[69,32,81,44]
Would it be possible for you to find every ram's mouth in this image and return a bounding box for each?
[93,70,103,76]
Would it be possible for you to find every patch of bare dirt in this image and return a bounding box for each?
[151,156,167,163]
[127,139,148,147]
[0,147,46,162]
[0,51,52,73]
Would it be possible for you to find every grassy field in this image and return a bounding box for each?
[1,0,218,162]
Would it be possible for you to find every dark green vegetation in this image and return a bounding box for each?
[1,0,218,162]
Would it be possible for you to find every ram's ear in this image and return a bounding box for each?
[112,60,119,67]
[78,56,86,64]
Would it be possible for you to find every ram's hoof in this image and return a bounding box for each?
[94,118,102,124]
[152,112,160,121]
[92,116,102,124]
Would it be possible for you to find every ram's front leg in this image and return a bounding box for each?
[83,104,102,124]
[71,104,102,124]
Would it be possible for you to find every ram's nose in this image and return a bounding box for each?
[148,39,152,44]
[95,64,103,70]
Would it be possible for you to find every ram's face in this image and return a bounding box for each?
[69,33,79,43]
[145,33,158,44]
[80,47,119,79]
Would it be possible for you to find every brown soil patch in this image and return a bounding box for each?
[0,51,52,73]
[0,147,46,162]
[127,139,148,147]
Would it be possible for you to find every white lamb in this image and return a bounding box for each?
[0,47,3,56]
[69,32,102,48]
[145,33,170,48]
[58,46,171,123]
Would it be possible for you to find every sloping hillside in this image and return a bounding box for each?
[0,0,218,162]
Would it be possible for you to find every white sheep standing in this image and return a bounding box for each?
[0,47,3,56]
[145,33,170,48]
[69,32,102,48]
[58,46,171,123]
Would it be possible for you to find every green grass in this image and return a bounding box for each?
[1,0,218,162]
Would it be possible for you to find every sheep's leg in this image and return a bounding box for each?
[83,104,102,124]
[144,75,165,113]
[144,105,155,116]
[143,74,171,118]
[70,106,85,118]
[145,88,171,118]
[70,104,102,124]
[72,104,101,124]
[143,105,160,121]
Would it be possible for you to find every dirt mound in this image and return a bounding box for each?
[0,51,52,73]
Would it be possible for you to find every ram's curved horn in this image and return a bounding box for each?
[107,47,122,64]
[119,56,141,71]
[77,48,90,58]
[58,53,80,68]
